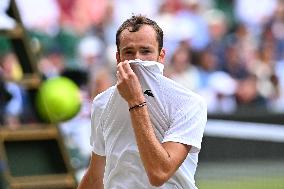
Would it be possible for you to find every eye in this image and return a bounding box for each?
[141,49,151,54]
[124,51,133,55]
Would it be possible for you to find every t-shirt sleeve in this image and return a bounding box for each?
[162,95,207,153]
[90,100,106,156]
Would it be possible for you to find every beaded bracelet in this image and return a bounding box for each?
[129,102,147,111]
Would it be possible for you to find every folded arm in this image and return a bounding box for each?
[116,61,191,186]
[77,152,105,189]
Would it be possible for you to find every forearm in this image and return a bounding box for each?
[129,105,175,185]
[116,61,189,186]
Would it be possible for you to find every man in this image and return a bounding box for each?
[78,15,207,189]
[0,74,12,124]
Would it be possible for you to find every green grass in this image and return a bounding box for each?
[196,160,284,189]
[197,177,284,189]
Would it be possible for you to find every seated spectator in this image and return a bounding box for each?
[0,53,24,129]
[166,41,201,91]
[0,74,12,125]
[235,74,268,113]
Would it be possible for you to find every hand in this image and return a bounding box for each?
[116,60,145,107]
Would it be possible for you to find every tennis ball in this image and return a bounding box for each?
[36,76,81,123]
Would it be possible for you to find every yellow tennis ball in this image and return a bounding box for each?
[36,77,81,123]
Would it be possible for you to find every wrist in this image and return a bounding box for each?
[127,96,146,107]
[129,101,147,111]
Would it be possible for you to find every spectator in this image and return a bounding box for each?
[223,42,249,79]
[38,46,66,79]
[176,0,210,50]
[166,41,201,91]
[0,74,12,125]
[0,53,24,129]
[204,9,228,70]
[235,74,268,113]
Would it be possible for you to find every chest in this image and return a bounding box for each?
[100,91,170,154]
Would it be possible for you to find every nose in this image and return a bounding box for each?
[134,52,142,60]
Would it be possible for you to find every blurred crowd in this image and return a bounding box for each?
[1,0,284,178]
[1,0,284,122]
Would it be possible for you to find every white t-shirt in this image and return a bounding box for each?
[90,61,207,189]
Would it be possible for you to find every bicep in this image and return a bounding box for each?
[78,152,105,189]
[89,152,106,177]
[162,142,191,169]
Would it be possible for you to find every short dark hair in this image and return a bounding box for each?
[116,15,164,52]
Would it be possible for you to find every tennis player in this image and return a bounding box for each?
[78,15,207,189]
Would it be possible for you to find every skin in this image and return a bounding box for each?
[78,25,191,189]
[77,152,105,189]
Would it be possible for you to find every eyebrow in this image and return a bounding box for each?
[122,46,152,51]
[121,47,134,51]
[140,46,152,50]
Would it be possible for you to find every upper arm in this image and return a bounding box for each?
[89,152,106,179]
[77,152,106,189]
[164,96,207,153]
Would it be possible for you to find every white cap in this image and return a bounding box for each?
[208,71,237,96]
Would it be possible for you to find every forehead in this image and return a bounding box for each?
[119,25,158,48]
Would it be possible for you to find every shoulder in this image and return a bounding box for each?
[162,76,205,101]
[92,86,116,114]
[160,75,207,112]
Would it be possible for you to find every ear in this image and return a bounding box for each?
[116,52,121,65]
[158,48,166,64]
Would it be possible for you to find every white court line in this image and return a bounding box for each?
[205,120,284,142]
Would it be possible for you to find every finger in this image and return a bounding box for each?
[122,61,135,75]
[116,70,122,83]
[117,62,128,79]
